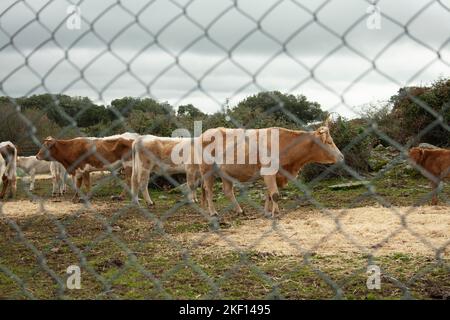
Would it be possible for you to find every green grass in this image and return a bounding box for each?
[0,173,449,299]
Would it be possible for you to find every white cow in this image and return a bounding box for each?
[50,161,67,196]
[131,135,199,207]
[17,156,67,196]
[0,141,17,199]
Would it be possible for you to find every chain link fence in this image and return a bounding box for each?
[0,0,449,299]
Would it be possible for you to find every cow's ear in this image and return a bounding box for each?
[43,137,56,148]
[315,127,328,144]
[323,115,331,127]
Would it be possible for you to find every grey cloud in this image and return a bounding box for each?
[0,0,450,117]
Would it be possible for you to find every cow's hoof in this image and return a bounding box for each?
[263,210,272,218]
[111,195,124,201]
[208,214,220,230]
[73,198,88,204]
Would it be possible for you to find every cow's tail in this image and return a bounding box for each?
[131,139,140,204]
[200,178,206,208]
[8,143,17,196]
[8,143,17,181]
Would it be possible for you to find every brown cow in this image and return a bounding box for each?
[409,147,450,205]
[197,123,344,217]
[0,141,17,200]
[36,133,138,201]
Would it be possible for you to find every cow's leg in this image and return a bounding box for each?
[222,178,243,214]
[139,167,154,207]
[264,191,272,214]
[263,175,280,217]
[131,169,139,205]
[82,171,91,200]
[202,173,218,216]
[193,173,202,203]
[57,171,65,196]
[71,173,83,202]
[29,169,35,191]
[10,176,16,199]
[58,172,65,196]
[51,171,58,197]
[62,171,67,194]
[430,179,440,205]
[186,165,199,203]
[0,177,8,199]
[0,175,9,199]
[113,167,131,201]
[200,182,206,208]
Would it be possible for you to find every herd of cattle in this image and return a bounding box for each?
[1,122,449,216]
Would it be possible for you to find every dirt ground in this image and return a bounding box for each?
[179,205,450,257]
[0,200,111,218]
[1,199,449,257]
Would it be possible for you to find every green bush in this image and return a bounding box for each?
[385,79,450,147]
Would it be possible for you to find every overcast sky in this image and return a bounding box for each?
[0,0,449,118]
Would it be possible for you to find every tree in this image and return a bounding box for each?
[177,104,205,118]
[109,97,173,118]
[232,91,326,127]
[387,78,450,146]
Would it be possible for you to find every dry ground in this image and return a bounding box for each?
[3,200,447,257]
[179,206,450,257]
[0,200,110,218]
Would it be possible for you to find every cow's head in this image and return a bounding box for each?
[408,147,425,165]
[311,125,344,164]
[36,136,56,161]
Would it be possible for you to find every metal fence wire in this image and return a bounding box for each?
[0,0,449,299]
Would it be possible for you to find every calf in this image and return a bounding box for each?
[196,123,344,217]
[36,133,138,201]
[409,147,450,205]
[0,141,17,200]
[17,156,67,195]
[131,135,199,206]
[50,161,67,196]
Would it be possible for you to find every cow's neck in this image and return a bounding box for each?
[282,130,317,167]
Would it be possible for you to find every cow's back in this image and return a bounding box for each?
[199,127,299,182]
[18,156,51,174]
[420,148,450,178]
